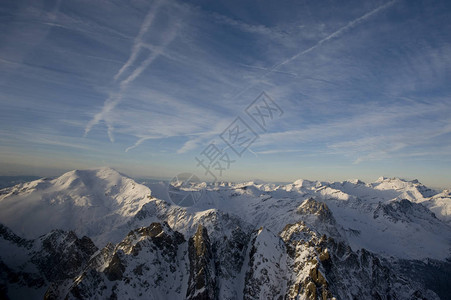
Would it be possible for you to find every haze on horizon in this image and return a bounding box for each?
[0,0,450,189]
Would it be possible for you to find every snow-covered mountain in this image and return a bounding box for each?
[0,168,152,245]
[0,168,450,299]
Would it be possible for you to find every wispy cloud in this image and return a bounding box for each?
[125,136,156,153]
[251,100,451,160]
[211,12,291,46]
[273,0,398,69]
[255,149,304,155]
[113,0,162,82]
[0,129,101,152]
[84,1,180,142]
[227,0,399,99]
[1,0,450,186]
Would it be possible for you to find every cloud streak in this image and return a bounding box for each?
[252,100,451,161]
[114,0,162,81]
[1,0,450,187]
[230,0,398,99]
[274,0,398,69]
[84,1,179,142]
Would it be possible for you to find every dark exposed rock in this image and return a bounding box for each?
[318,237,439,300]
[373,199,437,223]
[297,198,336,224]
[0,224,33,249]
[186,225,216,300]
[47,222,188,299]
[396,258,451,300]
[213,226,250,280]
[119,222,185,261]
[0,258,45,290]
[104,252,125,281]
[279,219,441,300]
[31,230,98,282]
[1,211,447,300]
[280,222,333,299]
[0,225,98,300]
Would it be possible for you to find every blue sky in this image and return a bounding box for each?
[0,0,450,188]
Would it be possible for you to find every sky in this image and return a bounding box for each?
[0,0,450,188]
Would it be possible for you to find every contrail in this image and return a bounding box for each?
[114,0,161,81]
[84,2,179,141]
[125,136,154,152]
[274,0,397,68]
[231,0,398,99]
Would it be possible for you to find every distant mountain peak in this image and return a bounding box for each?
[0,168,152,243]
[348,178,365,185]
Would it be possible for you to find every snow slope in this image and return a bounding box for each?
[0,168,151,246]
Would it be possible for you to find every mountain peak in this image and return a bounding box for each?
[376,176,389,182]
[0,168,152,243]
[58,167,123,181]
[347,179,365,185]
[375,176,422,185]
[292,179,318,188]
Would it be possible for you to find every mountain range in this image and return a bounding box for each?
[0,167,450,299]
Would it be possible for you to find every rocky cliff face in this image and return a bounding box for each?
[186,225,216,300]
[280,219,440,300]
[54,222,187,300]
[1,216,448,299]
[0,225,97,299]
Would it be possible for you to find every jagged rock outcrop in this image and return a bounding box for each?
[373,199,437,223]
[0,224,98,299]
[32,230,98,282]
[280,218,440,299]
[281,221,334,300]
[297,198,336,224]
[1,214,445,300]
[0,224,33,249]
[46,221,252,300]
[186,225,216,300]
[58,222,187,299]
